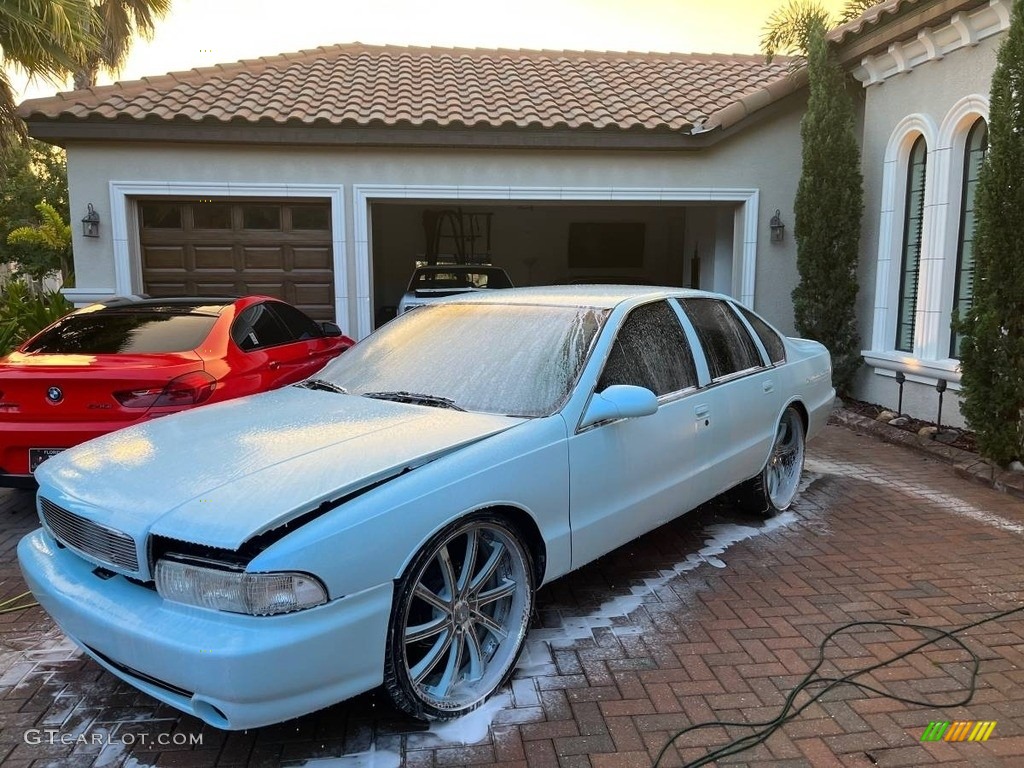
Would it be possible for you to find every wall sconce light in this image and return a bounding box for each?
[82,203,100,238]
[769,209,785,242]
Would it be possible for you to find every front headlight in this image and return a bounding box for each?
[154,559,328,616]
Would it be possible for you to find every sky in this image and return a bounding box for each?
[10,0,852,104]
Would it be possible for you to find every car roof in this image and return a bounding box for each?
[86,296,238,315]
[437,284,720,309]
[414,265,508,272]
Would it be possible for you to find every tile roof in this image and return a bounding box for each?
[828,0,988,46]
[829,0,922,44]
[18,43,800,139]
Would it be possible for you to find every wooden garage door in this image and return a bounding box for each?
[139,199,335,321]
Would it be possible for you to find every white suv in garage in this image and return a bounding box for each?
[397,266,514,314]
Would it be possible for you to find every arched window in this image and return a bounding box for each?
[950,118,988,358]
[895,136,927,353]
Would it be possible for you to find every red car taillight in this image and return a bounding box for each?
[114,371,217,409]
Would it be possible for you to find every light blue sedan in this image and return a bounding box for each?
[18,286,834,728]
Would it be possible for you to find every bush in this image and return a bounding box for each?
[957,0,1024,465]
[0,282,73,356]
[791,23,864,395]
[5,202,73,286]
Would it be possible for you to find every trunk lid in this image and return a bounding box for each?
[0,352,203,422]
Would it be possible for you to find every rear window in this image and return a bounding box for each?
[412,269,512,290]
[24,312,217,354]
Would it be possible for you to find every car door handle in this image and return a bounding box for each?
[694,404,710,418]
[763,380,775,393]
[268,361,281,370]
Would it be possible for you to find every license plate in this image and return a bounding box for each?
[30,448,64,473]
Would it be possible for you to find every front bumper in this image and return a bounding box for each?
[18,529,392,730]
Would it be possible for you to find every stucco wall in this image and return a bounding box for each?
[854,32,1001,428]
[63,100,805,338]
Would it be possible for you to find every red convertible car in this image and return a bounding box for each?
[0,296,354,487]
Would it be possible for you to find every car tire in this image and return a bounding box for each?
[383,514,535,720]
[732,406,806,516]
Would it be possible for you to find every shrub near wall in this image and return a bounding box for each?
[791,24,864,395]
[0,282,72,356]
[957,0,1024,466]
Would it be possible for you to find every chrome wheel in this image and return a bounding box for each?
[386,516,533,718]
[765,408,805,511]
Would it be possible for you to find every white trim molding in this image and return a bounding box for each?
[352,184,761,339]
[862,349,961,389]
[864,98,988,385]
[852,0,1011,86]
[869,113,938,355]
[107,181,348,325]
[933,95,990,359]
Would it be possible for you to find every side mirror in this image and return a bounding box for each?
[321,321,344,337]
[580,385,659,429]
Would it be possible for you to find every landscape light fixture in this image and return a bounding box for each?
[769,209,785,242]
[933,378,960,444]
[82,204,100,238]
[895,370,905,416]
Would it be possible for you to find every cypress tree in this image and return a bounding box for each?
[791,23,864,394]
[957,0,1024,465]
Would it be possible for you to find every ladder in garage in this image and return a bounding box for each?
[422,208,494,265]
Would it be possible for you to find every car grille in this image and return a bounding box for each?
[39,497,139,573]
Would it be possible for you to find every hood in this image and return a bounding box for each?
[36,387,522,552]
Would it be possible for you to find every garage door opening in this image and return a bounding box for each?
[370,201,739,327]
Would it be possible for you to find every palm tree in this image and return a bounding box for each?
[73,0,172,90]
[762,0,878,61]
[838,0,881,25]
[1,0,97,145]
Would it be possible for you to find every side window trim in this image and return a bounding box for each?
[703,364,764,386]
[653,383,700,406]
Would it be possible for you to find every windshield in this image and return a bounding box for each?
[317,302,606,417]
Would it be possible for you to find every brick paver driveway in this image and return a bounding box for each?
[1,423,1023,767]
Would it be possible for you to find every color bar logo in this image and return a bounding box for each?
[921,721,997,742]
